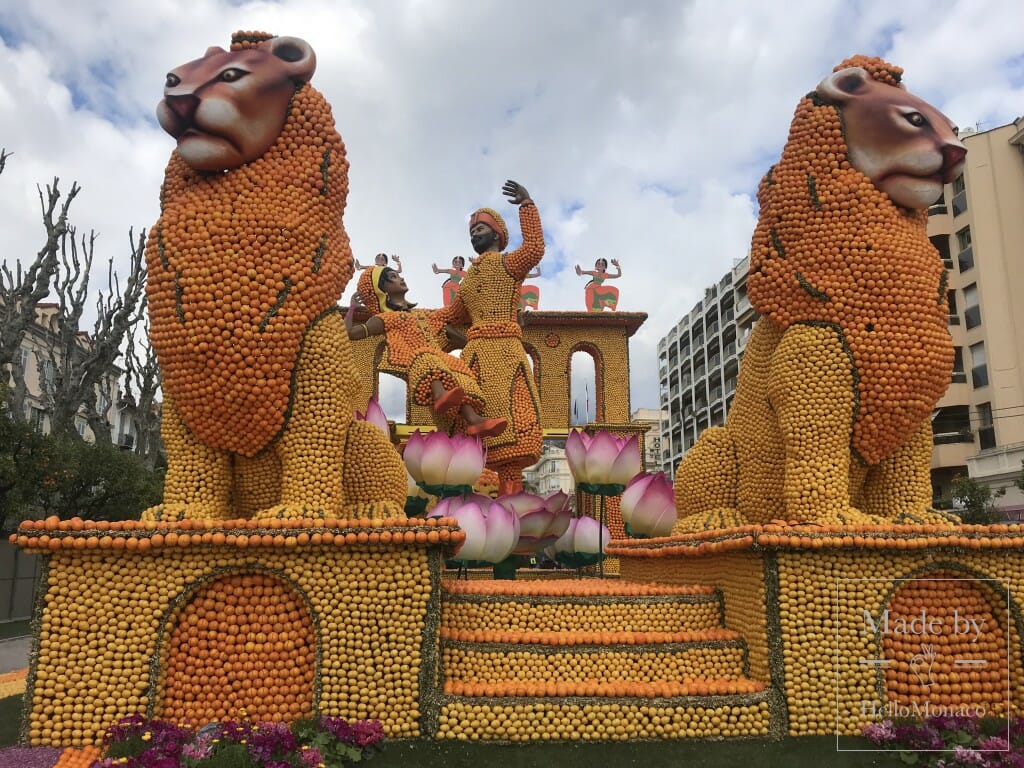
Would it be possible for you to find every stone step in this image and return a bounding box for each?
[441,580,724,634]
[435,690,775,740]
[440,631,751,684]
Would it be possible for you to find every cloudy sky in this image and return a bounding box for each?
[1,0,1021,422]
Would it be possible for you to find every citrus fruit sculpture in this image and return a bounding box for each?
[674,56,967,532]
[143,31,405,522]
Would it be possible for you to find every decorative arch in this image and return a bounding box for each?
[566,342,605,424]
[866,561,1021,716]
[523,341,541,384]
[152,566,321,724]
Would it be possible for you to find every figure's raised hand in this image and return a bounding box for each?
[610,258,620,268]
[392,254,401,265]
[574,264,583,275]
[503,179,531,205]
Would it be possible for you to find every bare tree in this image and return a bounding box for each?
[1,163,82,420]
[120,307,163,469]
[41,227,147,441]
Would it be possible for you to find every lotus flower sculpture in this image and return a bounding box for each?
[565,429,641,495]
[404,430,485,498]
[355,397,390,436]
[619,472,676,538]
[428,493,520,565]
[495,490,574,556]
[548,516,610,569]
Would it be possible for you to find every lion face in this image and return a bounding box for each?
[817,67,966,210]
[157,37,316,171]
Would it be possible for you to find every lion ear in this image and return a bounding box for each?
[266,36,317,84]
[815,66,871,105]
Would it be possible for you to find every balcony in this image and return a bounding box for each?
[928,204,948,216]
[933,429,974,445]
[948,314,960,326]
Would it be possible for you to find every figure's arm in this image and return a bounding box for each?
[575,265,595,277]
[354,259,365,271]
[503,180,545,279]
[608,258,622,279]
[525,266,541,279]
[392,255,402,273]
[345,294,384,340]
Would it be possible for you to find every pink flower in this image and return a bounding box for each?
[565,429,641,489]
[429,493,520,563]
[355,397,389,435]
[495,490,573,555]
[404,430,485,488]
[551,516,610,557]
[619,472,676,537]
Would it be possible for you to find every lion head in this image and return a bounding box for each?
[157,35,317,171]
[816,65,965,210]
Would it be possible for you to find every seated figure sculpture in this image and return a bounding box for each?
[346,266,507,438]
[674,56,966,532]
[143,31,405,521]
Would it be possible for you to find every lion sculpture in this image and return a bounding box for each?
[674,56,966,532]
[143,31,405,521]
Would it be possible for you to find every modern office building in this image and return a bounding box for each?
[658,116,1024,515]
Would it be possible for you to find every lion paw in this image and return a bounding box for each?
[253,504,332,522]
[672,508,751,534]
[812,507,888,527]
[140,503,229,523]
[893,507,960,528]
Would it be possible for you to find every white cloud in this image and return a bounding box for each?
[1,0,1020,418]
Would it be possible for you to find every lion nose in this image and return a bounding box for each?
[164,93,200,121]
[942,143,967,182]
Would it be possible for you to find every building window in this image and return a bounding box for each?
[946,290,959,325]
[30,407,46,432]
[970,342,988,389]
[963,283,981,330]
[956,227,974,272]
[977,402,995,450]
[39,359,57,394]
[951,174,967,217]
[952,347,966,383]
[930,235,952,267]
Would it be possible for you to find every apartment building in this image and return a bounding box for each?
[4,303,127,444]
[631,407,668,472]
[658,116,1024,514]
[521,443,575,496]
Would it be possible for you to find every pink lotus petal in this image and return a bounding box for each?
[584,431,623,483]
[517,508,555,539]
[356,397,390,435]
[447,435,486,485]
[608,435,642,486]
[479,502,520,563]
[552,518,579,554]
[630,472,676,537]
[418,432,456,485]
[450,502,488,561]
[572,515,610,555]
[403,431,428,482]
[565,430,589,481]
[620,473,655,522]
[543,491,574,539]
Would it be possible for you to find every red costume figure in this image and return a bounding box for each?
[519,266,541,311]
[432,256,467,307]
[576,257,621,311]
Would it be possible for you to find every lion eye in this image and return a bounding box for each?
[904,111,927,127]
[219,68,246,83]
[165,73,180,88]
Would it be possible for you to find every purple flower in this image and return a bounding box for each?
[952,745,984,765]
[978,735,1010,752]
[862,719,896,744]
